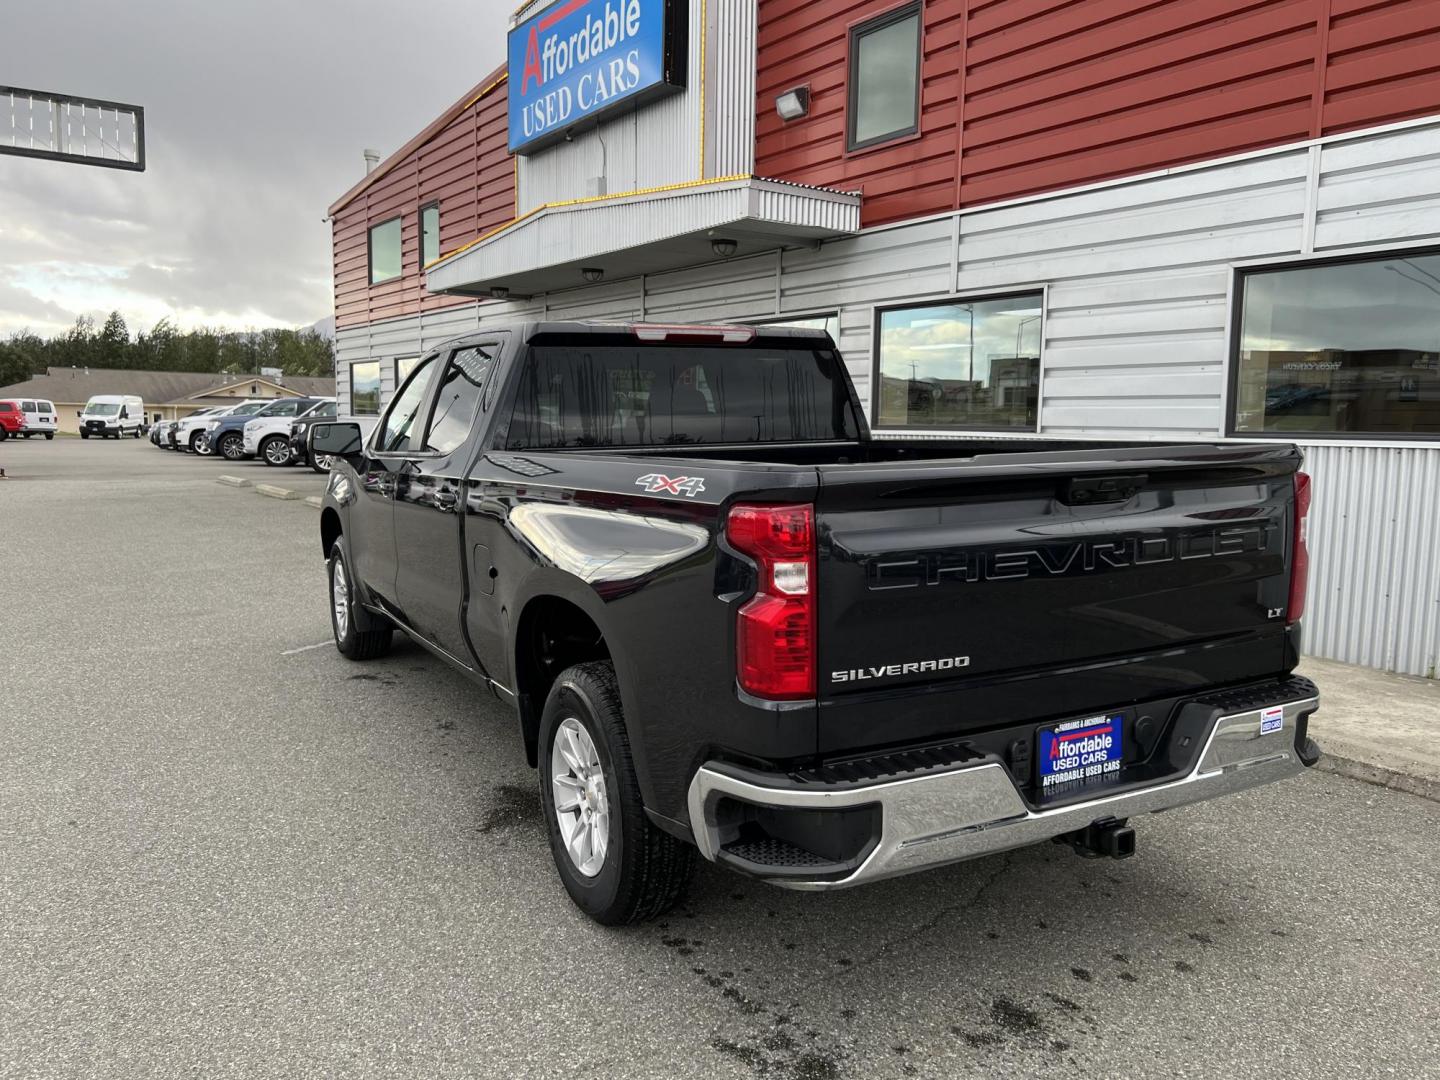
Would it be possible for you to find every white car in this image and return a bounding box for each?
[174,400,266,454]
[244,398,336,466]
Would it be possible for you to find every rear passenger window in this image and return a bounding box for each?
[376,355,438,453]
[22,401,35,413]
[424,346,494,455]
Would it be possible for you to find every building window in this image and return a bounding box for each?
[369,217,402,285]
[350,361,382,415]
[421,204,440,268]
[875,293,1043,431]
[848,4,921,151]
[1233,252,1440,439]
[396,356,420,384]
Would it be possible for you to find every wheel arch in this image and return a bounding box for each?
[320,507,342,562]
[512,592,616,768]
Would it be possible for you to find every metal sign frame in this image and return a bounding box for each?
[1,85,146,172]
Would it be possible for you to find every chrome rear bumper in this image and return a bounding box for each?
[687,695,1319,891]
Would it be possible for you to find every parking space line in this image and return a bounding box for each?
[282,641,333,656]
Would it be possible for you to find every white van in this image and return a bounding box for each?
[79,395,146,439]
[17,398,58,439]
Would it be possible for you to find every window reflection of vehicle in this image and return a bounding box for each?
[1264,385,1331,413]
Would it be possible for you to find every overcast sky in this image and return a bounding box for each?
[0,1,508,339]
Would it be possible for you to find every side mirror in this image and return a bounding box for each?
[76,411,82,418]
[310,422,364,459]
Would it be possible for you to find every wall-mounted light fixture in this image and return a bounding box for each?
[489,286,510,300]
[711,238,738,259]
[582,267,604,283]
[775,85,810,122]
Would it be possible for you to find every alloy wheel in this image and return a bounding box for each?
[331,558,349,639]
[550,717,610,878]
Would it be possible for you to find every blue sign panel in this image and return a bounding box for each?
[508,0,686,155]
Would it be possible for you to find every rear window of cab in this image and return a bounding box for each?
[0,402,17,412]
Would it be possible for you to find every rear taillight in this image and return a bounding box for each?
[1288,471,1312,626]
[727,503,816,700]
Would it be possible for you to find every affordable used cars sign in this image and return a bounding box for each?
[508,0,686,155]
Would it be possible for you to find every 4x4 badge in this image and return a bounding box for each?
[637,474,706,498]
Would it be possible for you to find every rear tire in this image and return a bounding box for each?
[44,432,53,440]
[539,661,693,925]
[328,541,392,661]
[310,452,334,475]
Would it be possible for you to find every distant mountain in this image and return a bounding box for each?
[310,315,336,341]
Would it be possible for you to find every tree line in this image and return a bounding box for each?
[0,312,336,388]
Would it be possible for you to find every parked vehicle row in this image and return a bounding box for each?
[150,396,340,469]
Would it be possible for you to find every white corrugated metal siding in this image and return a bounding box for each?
[426,179,859,294]
[1299,443,1440,678]
[710,0,758,179]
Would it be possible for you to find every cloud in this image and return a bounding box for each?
[0,0,509,338]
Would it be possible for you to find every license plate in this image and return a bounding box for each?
[1038,713,1124,791]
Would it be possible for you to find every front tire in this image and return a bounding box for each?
[79,431,88,440]
[539,662,693,925]
[328,541,392,661]
[261,435,292,467]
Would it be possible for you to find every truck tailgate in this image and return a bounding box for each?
[814,443,1301,754]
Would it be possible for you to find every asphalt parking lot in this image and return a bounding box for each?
[3,438,1438,1079]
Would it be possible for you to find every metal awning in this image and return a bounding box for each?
[425,176,861,298]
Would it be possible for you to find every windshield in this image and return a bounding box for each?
[85,403,121,416]
[507,342,860,449]
[234,402,269,416]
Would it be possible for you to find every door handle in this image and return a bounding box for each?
[434,489,458,511]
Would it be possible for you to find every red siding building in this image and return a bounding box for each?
[329,67,514,331]
[754,0,1440,225]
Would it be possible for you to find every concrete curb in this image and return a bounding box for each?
[216,475,251,488]
[255,484,302,501]
[303,496,323,509]
[1315,752,1440,804]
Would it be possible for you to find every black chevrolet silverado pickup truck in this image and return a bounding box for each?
[312,321,1321,925]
